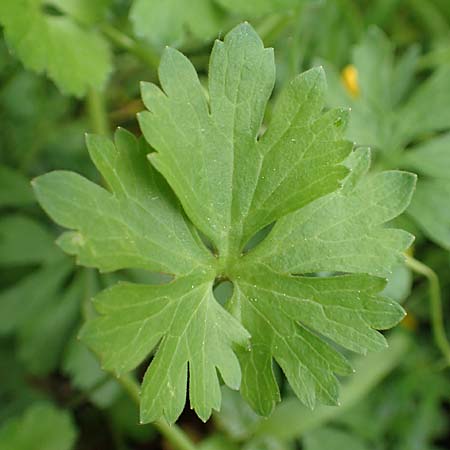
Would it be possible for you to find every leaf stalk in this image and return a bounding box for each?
[116,373,197,450]
[87,88,109,136]
[405,255,450,366]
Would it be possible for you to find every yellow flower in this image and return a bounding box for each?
[341,64,360,97]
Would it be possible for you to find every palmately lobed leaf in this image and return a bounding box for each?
[33,23,416,424]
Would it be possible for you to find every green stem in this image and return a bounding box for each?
[405,255,450,366]
[101,24,160,71]
[87,88,109,136]
[116,373,197,450]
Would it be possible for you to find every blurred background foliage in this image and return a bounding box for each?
[0,0,449,449]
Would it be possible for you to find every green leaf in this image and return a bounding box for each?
[341,147,372,193]
[33,129,213,275]
[399,66,450,140]
[403,133,450,179]
[249,171,415,277]
[402,133,450,248]
[0,0,112,96]
[0,165,34,207]
[130,0,223,47]
[382,264,412,303]
[325,27,450,149]
[35,23,415,423]
[352,27,395,109]
[324,27,450,250]
[0,403,77,450]
[230,266,405,414]
[138,24,350,255]
[81,274,249,423]
[252,332,410,441]
[407,179,450,249]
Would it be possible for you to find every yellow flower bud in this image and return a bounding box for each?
[341,65,360,98]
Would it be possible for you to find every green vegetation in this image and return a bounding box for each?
[1,1,449,449]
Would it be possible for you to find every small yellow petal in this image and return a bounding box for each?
[341,65,360,98]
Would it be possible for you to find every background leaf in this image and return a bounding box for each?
[0,403,77,450]
[0,0,112,96]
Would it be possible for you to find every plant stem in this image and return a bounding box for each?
[116,373,197,450]
[405,255,450,366]
[101,24,160,71]
[87,88,109,136]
